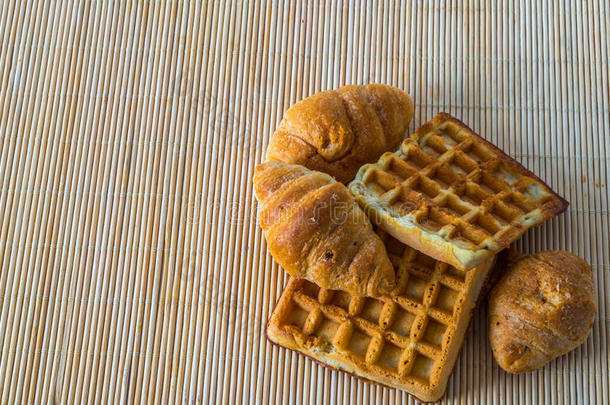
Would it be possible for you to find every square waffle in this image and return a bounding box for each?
[266,230,496,402]
[348,113,568,270]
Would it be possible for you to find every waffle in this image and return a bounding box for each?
[266,230,496,402]
[348,113,568,270]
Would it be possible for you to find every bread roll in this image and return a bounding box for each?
[488,251,596,373]
[254,161,395,296]
[266,84,414,183]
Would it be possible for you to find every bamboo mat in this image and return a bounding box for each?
[0,0,608,403]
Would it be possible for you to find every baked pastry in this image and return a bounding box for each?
[488,251,596,374]
[254,161,395,296]
[266,230,496,402]
[349,113,569,270]
[266,84,414,183]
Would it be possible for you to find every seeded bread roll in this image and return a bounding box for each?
[488,251,596,374]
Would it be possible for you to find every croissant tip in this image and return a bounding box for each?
[368,267,397,297]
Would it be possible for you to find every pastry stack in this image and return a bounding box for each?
[254,85,595,402]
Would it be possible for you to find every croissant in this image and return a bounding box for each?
[254,161,395,296]
[488,251,596,373]
[266,84,414,183]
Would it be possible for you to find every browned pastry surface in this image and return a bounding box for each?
[349,113,569,270]
[266,84,414,183]
[266,229,496,402]
[253,161,395,296]
[488,250,596,374]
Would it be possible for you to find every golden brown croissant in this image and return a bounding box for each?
[488,251,596,374]
[266,84,414,183]
[253,161,395,296]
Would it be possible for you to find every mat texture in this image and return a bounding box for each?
[0,1,608,404]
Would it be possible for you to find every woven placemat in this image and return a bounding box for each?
[0,1,608,403]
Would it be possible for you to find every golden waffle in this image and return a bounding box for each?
[348,113,568,270]
[266,230,496,402]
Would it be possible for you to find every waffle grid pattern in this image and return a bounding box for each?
[351,113,568,269]
[267,231,495,401]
